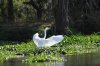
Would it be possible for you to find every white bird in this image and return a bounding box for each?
[33,27,64,48]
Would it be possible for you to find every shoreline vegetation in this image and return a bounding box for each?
[0,34,99,63]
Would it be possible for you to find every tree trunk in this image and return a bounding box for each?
[54,0,69,34]
[7,0,14,23]
[0,0,7,22]
[36,4,42,21]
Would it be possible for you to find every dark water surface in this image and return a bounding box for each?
[1,52,100,66]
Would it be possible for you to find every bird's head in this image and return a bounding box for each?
[45,27,50,30]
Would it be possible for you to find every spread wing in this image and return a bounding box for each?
[45,35,64,47]
[33,37,39,47]
[33,33,45,47]
[33,33,40,47]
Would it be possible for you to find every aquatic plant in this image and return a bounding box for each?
[0,34,99,62]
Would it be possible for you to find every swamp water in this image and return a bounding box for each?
[1,49,100,66]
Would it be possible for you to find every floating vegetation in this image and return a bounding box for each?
[0,34,99,62]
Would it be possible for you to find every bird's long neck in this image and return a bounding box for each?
[44,29,47,38]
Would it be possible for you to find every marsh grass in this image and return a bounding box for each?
[0,34,99,62]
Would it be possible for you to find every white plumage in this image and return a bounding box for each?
[33,27,64,47]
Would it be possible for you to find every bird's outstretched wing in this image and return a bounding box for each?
[33,34,39,47]
[33,39,38,47]
[45,35,64,47]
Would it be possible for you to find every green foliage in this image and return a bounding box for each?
[0,35,99,62]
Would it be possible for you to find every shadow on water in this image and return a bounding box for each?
[1,49,100,66]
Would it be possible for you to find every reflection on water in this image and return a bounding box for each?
[1,52,100,66]
[66,53,100,66]
[29,62,65,66]
[3,58,28,66]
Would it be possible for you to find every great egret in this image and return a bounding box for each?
[33,27,64,48]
